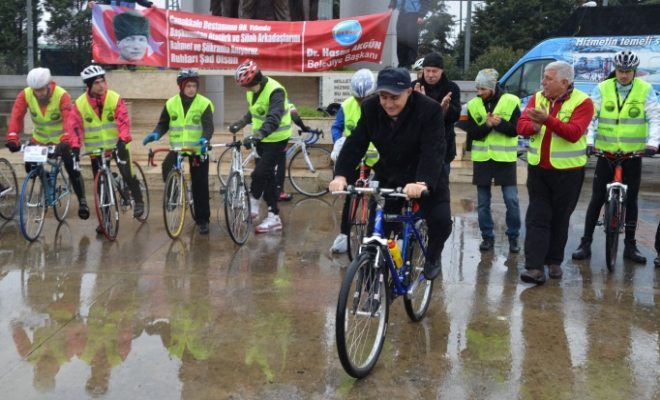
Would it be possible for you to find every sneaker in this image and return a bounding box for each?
[330,233,348,253]
[198,221,210,235]
[423,259,442,280]
[255,212,282,233]
[479,237,494,251]
[250,197,260,219]
[278,191,293,201]
[133,202,144,219]
[78,199,90,220]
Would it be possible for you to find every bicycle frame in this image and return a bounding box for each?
[24,144,69,207]
[237,128,322,169]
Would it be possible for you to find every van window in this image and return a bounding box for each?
[503,59,554,98]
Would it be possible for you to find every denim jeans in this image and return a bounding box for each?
[476,184,521,239]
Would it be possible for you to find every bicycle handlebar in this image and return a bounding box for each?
[147,147,199,167]
[592,150,646,160]
[332,185,429,199]
[298,128,323,145]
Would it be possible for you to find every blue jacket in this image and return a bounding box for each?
[100,0,153,8]
[388,0,429,14]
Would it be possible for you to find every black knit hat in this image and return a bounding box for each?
[113,11,150,41]
[422,52,444,69]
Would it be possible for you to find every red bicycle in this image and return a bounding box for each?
[346,162,371,261]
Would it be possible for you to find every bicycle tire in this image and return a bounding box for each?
[604,194,623,272]
[404,219,433,321]
[0,157,19,220]
[163,169,186,239]
[132,161,150,222]
[94,169,120,241]
[52,160,72,222]
[288,145,332,197]
[19,169,46,242]
[347,193,369,262]
[336,250,389,379]
[224,171,252,245]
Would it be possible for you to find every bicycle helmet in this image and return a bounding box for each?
[177,68,199,90]
[613,50,640,70]
[350,68,375,99]
[412,58,425,72]
[26,67,51,89]
[80,65,106,83]
[235,59,260,87]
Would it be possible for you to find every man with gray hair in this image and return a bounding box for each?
[516,61,594,285]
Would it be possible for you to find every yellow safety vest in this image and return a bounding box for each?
[468,93,520,162]
[595,77,650,153]
[527,89,590,169]
[166,94,214,155]
[246,78,292,143]
[341,96,379,167]
[75,90,121,152]
[24,85,66,144]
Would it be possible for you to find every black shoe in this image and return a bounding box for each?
[623,239,646,263]
[423,259,442,280]
[654,255,660,268]
[360,293,380,315]
[509,237,520,253]
[198,221,210,235]
[133,202,144,219]
[520,268,546,285]
[572,237,592,260]
[547,264,563,279]
[78,199,90,220]
[479,237,494,251]
[95,225,103,235]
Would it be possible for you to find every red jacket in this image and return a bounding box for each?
[517,88,594,169]
[64,90,132,149]
[7,81,72,144]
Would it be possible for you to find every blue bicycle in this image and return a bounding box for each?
[333,186,433,378]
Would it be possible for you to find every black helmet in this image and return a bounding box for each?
[177,68,199,84]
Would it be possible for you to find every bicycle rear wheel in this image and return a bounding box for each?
[163,169,186,239]
[347,193,369,261]
[19,170,46,242]
[336,250,389,379]
[0,157,19,220]
[94,170,120,241]
[288,145,332,197]
[404,220,433,321]
[604,195,623,271]
[224,171,252,245]
[52,161,72,222]
[132,161,150,222]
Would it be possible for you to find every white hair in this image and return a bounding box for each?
[545,61,574,84]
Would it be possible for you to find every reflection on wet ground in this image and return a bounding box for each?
[0,183,657,399]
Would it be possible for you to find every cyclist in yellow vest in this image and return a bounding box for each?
[461,69,521,253]
[142,69,215,234]
[572,50,660,264]
[65,65,144,227]
[329,69,377,253]
[229,59,291,234]
[517,61,594,285]
[5,67,89,219]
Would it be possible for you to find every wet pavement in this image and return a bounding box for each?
[0,181,658,399]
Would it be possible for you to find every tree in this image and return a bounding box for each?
[42,0,92,75]
[465,46,525,81]
[418,0,453,57]
[0,0,40,74]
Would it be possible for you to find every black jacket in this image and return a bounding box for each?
[411,75,461,163]
[335,91,448,201]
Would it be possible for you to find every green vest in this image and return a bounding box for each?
[246,78,292,143]
[341,96,379,167]
[595,77,650,153]
[166,94,214,155]
[75,90,121,152]
[467,93,520,163]
[24,85,66,144]
[527,89,590,169]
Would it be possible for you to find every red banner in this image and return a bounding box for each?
[91,5,391,72]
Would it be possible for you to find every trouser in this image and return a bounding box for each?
[90,145,143,205]
[395,12,420,68]
[252,140,287,215]
[582,156,642,241]
[275,145,288,192]
[240,0,289,20]
[162,151,210,223]
[477,184,521,239]
[656,220,660,253]
[524,166,584,269]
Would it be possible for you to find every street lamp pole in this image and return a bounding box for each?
[464,0,472,75]
[26,0,34,70]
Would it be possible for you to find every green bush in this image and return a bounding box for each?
[294,105,328,118]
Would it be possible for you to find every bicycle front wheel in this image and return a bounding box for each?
[52,160,72,222]
[404,219,433,321]
[347,193,369,262]
[288,145,332,197]
[224,171,252,245]
[0,157,19,220]
[163,169,186,239]
[604,195,624,271]
[336,250,389,379]
[217,147,254,188]
[19,170,46,242]
[94,170,120,241]
[132,161,150,222]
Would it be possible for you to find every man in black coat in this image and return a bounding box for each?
[412,52,461,178]
[329,68,453,280]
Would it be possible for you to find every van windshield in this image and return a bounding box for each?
[503,59,554,98]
